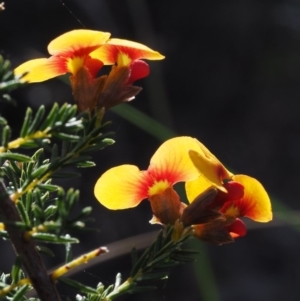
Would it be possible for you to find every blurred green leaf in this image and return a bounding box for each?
[58,277,98,294]
[11,284,30,301]
[36,245,55,257]
[31,233,79,244]
[0,153,32,162]
[111,104,175,141]
[11,257,22,284]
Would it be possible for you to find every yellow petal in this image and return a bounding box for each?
[14,57,68,83]
[232,174,272,222]
[108,38,165,60]
[185,176,214,203]
[91,38,165,65]
[148,136,201,185]
[189,140,232,192]
[94,165,148,210]
[48,29,111,56]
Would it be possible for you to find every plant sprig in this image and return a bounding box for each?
[74,226,197,301]
[0,103,114,202]
[0,102,115,300]
[0,55,25,104]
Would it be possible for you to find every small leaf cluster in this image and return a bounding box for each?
[0,55,25,104]
[0,101,114,299]
[73,276,121,301]
[1,103,114,194]
[0,258,33,301]
[74,227,197,301]
[0,103,114,245]
[128,227,195,292]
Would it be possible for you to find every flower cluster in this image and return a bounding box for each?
[14,29,272,245]
[94,136,272,245]
[14,29,164,112]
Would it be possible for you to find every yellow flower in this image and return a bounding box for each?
[91,38,164,84]
[14,30,165,111]
[14,29,110,82]
[186,141,272,222]
[182,140,272,244]
[94,136,272,244]
[94,137,199,225]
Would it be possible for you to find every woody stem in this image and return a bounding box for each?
[0,180,61,301]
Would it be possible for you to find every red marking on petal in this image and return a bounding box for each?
[84,57,104,77]
[49,56,68,72]
[135,171,154,199]
[127,60,149,84]
[227,218,247,238]
[136,169,173,198]
[223,181,244,200]
[90,44,119,65]
[115,46,146,61]
[57,45,104,60]
[147,164,181,190]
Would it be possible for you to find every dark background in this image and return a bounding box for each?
[1,0,300,300]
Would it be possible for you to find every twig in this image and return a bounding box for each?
[0,180,61,301]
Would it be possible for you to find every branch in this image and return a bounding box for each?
[0,180,61,301]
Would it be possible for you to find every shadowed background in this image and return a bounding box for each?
[1,0,300,300]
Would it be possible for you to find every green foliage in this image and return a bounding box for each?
[0,55,25,104]
[0,102,114,243]
[74,227,196,301]
[58,278,98,295]
[129,227,193,282]
[0,265,30,301]
[1,103,114,195]
[0,98,115,299]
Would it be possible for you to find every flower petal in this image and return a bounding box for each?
[83,57,104,78]
[69,67,106,112]
[223,174,272,222]
[223,181,244,200]
[185,176,213,203]
[48,29,111,56]
[149,187,183,225]
[193,221,234,245]
[226,218,247,238]
[14,57,68,83]
[127,60,150,84]
[181,187,220,226]
[94,165,149,209]
[96,66,142,109]
[90,38,165,65]
[189,140,232,191]
[148,136,201,186]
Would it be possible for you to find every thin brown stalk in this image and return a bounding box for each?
[0,180,61,301]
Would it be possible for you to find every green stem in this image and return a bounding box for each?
[104,279,134,300]
[0,131,50,153]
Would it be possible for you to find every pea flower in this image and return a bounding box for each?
[14,30,110,83]
[14,29,164,111]
[182,140,272,244]
[91,38,164,84]
[95,136,272,245]
[94,137,200,225]
[89,38,164,109]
